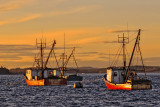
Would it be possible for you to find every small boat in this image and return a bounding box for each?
[64,49,83,81]
[104,29,152,90]
[58,48,83,81]
[24,40,67,86]
[58,36,83,81]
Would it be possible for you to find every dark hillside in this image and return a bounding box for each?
[0,66,9,74]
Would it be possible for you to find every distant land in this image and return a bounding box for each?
[0,66,10,74]
[1,66,160,75]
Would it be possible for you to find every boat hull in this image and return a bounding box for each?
[104,80,132,90]
[24,76,67,86]
[132,80,152,90]
[104,79,152,90]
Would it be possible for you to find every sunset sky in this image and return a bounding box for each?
[0,0,160,68]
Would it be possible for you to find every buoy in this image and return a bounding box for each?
[73,82,83,88]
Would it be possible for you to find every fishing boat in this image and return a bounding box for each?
[104,29,152,90]
[24,40,67,86]
[58,35,83,81]
[58,47,83,81]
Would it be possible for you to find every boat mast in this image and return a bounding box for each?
[123,33,126,69]
[40,39,43,69]
[118,33,129,69]
[63,33,65,70]
[73,51,79,75]
[36,38,46,78]
[60,33,66,76]
[43,40,56,69]
[137,40,146,78]
[125,29,141,81]
[64,47,75,67]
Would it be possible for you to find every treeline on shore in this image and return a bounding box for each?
[1,66,160,75]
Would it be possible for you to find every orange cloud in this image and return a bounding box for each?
[17,14,42,23]
[51,7,86,16]
[49,27,106,37]
[0,14,41,26]
[107,29,138,33]
[49,5,100,16]
[26,27,107,47]
[107,29,115,33]
[0,3,20,13]
[0,0,35,13]
[68,37,101,45]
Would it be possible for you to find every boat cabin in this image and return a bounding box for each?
[26,69,41,80]
[25,69,65,80]
[106,67,126,84]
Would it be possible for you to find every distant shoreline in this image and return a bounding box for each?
[1,66,160,75]
[0,72,160,75]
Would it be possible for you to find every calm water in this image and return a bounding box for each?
[0,73,160,107]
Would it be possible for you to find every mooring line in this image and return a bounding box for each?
[6,79,25,85]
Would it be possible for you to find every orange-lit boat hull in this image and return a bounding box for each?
[104,80,132,90]
[24,76,67,86]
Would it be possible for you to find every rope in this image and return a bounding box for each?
[112,45,123,66]
[126,48,130,61]
[114,46,123,66]
[6,79,25,85]
[111,45,122,66]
